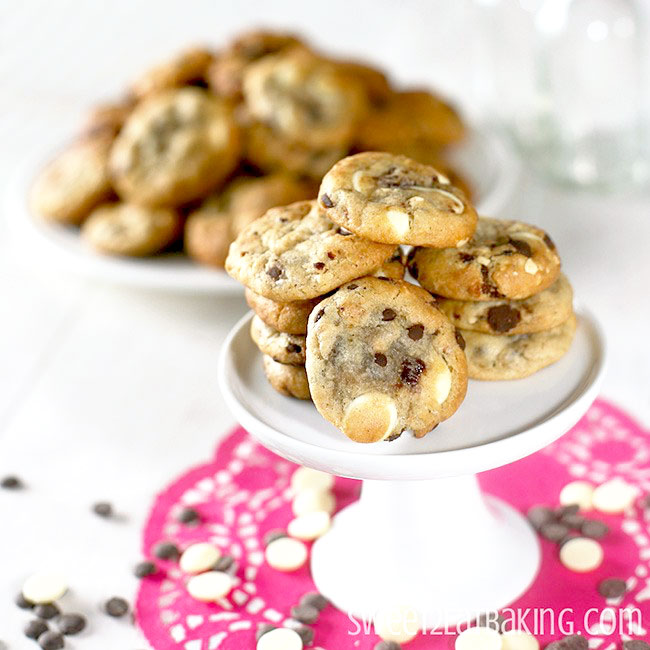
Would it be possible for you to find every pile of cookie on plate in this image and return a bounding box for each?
[29,30,469,267]
[227,150,577,444]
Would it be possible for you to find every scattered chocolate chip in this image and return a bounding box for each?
[382,308,396,321]
[598,577,627,599]
[267,265,282,280]
[347,283,358,290]
[313,262,325,270]
[580,519,609,539]
[16,591,34,609]
[37,630,65,650]
[213,555,235,572]
[57,613,86,636]
[560,512,585,529]
[487,305,521,333]
[476,612,507,631]
[153,541,179,560]
[540,521,569,542]
[287,623,314,647]
[509,238,533,257]
[327,251,335,260]
[256,623,276,641]
[92,501,113,518]
[290,603,319,624]
[374,642,401,650]
[400,358,426,386]
[549,635,588,650]
[458,252,475,263]
[556,504,580,517]
[314,309,325,323]
[299,592,329,611]
[263,529,287,547]
[286,343,302,354]
[455,329,466,350]
[34,603,60,620]
[407,324,424,340]
[177,507,200,525]
[134,561,157,578]
[1,475,23,489]
[543,233,556,250]
[624,642,650,650]
[24,620,49,640]
[103,596,129,617]
[374,353,388,367]
[320,193,334,208]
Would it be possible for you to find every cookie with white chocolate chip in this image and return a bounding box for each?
[305,277,467,442]
[225,199,397,301]
[409,217,561,301]
[319,152,477,246]
[262,355,311,400]
[438,273,573,335]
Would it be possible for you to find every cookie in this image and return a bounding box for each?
[438,274,573,335]
[251,315,306,364]
[30,134,114,225]
[245,251,405,335]
[262,355,311,400]
[82,99,133,138]
[334,59,392,107]
[130,47,214,98]
[319,152,477,246]
[305,278,468,442]
[409,217,561,301]
[242,48,367,149]
[82,202,181,257]
[244,121,348,180]
[461,313,577,380]
[184,198,232,268]
[225,199,396,301]
[109,88,240,207]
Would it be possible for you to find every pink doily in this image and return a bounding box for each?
[136,399,650,649]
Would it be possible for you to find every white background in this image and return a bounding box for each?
[1,1,649,647]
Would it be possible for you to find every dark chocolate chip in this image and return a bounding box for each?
[509,238,533,257]
[104,596,129,617]
[374,353,388,367]
[16,591,34,609]
[92,501,113,518]
[37,630,65,650]
[556,504,580,517]
[299,592,329,611]
[407,324,424,340]
[1,475,23,489]
[553,635,588,650]
[263,529,287,547]
[476,612,507,631]
[286,343,302,354]
[327,251,336,260]
[598,577,627,599]
[314,309,325,323]
[458,252,475,263]
[24,620,49,640]
[177,507,200,525]
[382,308,396,321]
[409,263,419,279]
[267,265,282,280]
[455,329,466,350]
[320,193,334,208]
[374,642,401,650]
[290,603,319,624]
[347,283,358,290]
[256,623,276,641]
[214,555,235,572]
[580,519,609,539]
[134,561,157,578]
[400,358,426,386]
[57,613,86,636]
[313,262,325,270]
[153,541,179,560]
[624,642,650,650]
[543,233,556,250]
[540,521,570,542]
[35,603,60,620]
[287,623,314,647]
[560,513,585,529]
[487,304,521,333]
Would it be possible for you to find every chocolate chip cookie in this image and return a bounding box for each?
[319,152,477,246]
[243,48,367,149]
[262,355,311,400]
[184,198,232,268]
[82,202,181,257]
[438,274,573,335]
[225,199,396,301]
[251,315,306,364]
[306,277,467,442]
[409,217,561,301]
[109,88,240,207]
[461,313,577,380]
[30,133,114,225]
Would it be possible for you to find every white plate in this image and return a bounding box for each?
[5,130,519,293]
[218,310,606,480]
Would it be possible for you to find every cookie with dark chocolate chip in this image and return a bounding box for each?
[262,355,311,400]
[306,277,467,442]
[225,200,397,301]
[437,274,573,335]
[461,313,577,380]
[251,315,306,364]
[319,152,477,246]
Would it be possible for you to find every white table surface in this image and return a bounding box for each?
[1,1,649,647]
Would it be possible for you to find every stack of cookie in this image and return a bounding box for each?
[29,30,468,268]
[408,218,576,380]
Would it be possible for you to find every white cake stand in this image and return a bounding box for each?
[218,311,606,629]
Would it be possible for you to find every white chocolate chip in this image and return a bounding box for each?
[431,187,465,214]
[468,315,478,324]
[292,488,335,516]
[22,571,68,604]
[455,626,503,650]
[342,392,398,443]
[288,511,331,541]
[186,571,233,601]
[456,238,469,248]
[592,478,638,514]
[291,467,334,494]
[559,481,595,511]
[180,542,221,574]
[375,604,421,643]
[386,208,410,238]
[265,536,308,572]
[559,537,604,572]
[436,171,450,184]
[431,357,452,404]
[352,170,371,193]
[476,256,490,266]
[501,630,539,650]
[524,258,539,275]
[257,627,303,650]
